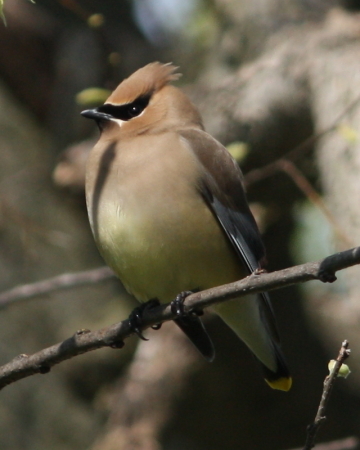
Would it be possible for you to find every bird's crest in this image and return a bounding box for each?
[107,62,181,105]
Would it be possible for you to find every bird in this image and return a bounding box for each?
[81,62,292,391]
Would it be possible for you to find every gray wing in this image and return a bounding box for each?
[179,129,291,388]
[180,128,280,342]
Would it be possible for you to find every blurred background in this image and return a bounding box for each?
[1,0,360,449]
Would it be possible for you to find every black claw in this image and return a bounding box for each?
[128,308,149,340]
[136,330,149,341]
[171,291,193,317]
[171,291,204,318]
[110,339,125,349]
[39,364,51,374]
[318,269,337,283]
[128,299,161,340]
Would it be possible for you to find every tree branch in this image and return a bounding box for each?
[0,266,115,308]
[303,340,352,450]
[0,247,359,391]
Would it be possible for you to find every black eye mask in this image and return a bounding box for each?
[97,95,151,121]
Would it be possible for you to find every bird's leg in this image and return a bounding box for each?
[128,299,161,340]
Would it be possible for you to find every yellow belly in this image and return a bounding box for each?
[96,191,244,302]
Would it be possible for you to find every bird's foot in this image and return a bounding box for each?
[171,291,203,318]
[128,299,161,340]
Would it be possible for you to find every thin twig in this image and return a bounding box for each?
[0,266,116,308]
[0,247,359,391]
[303,341,352,450]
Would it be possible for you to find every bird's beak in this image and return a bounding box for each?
[81,108,113,121]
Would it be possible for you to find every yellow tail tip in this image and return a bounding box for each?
[265,376,292,391]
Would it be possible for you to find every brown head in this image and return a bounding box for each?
[81,62,203,137]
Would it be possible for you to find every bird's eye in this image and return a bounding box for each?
[98,95,150,122]
[127,103,143,118]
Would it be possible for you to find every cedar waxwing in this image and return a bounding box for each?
[81,62,291,391]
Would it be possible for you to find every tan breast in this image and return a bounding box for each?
[86,131,244,302]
